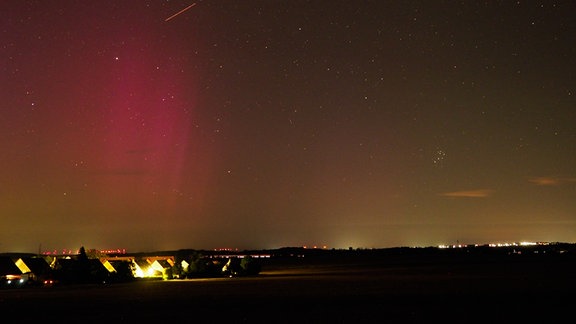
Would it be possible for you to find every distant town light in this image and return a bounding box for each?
[440,241,547,248]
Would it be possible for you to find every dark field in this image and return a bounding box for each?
[1,253,575,323]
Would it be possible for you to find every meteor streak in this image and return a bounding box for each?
[165,3,196,22]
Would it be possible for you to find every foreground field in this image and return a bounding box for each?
[1,254,574,323]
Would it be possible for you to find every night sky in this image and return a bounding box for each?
[2,1,575,253]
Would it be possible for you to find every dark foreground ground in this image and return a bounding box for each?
[1,252,575,323]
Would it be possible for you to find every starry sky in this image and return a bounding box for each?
[2,1,575,253]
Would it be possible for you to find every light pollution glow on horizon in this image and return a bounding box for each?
[1,1,575,253]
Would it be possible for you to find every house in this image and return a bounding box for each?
[133,259,154,278]
[15,257,53,284]
[100,259,116,273]
[106,259,135,282]
[149,259,173,279]
[0,256,27,287]
[52,257,110,284]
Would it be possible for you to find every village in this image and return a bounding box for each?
[0,247,264,288]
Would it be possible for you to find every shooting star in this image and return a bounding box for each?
[165,3,196,22]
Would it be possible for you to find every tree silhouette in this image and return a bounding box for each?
[240,255,261,276]
[187,251,207,277]
[76,246,91,283]
[78,246,88,262]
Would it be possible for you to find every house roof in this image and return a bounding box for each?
[150,259,172,272]
[54,258,108,273]
[134,259,151,269]
[153,259,172,268]
[16,257,51,275]
[108,259,132,267]
[0,256,21,276]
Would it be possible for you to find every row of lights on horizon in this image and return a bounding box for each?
[213,245,329,251]
[40,246,332,255]
[42,248,127,255]
[438,241,545,249]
